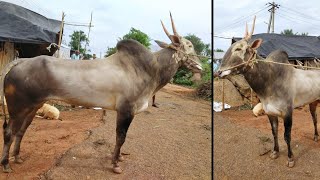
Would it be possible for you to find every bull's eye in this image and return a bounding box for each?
[235,48,242,51]
[189,45,193,48]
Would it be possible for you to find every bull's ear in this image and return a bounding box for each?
[250,38,263,50]
[169,35,181,46]
[155,40,169,48]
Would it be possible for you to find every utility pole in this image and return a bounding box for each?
[57,12,65,58]
[267,2,280,33]
[84,11,93,55]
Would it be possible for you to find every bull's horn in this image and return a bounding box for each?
[161,20,171,39]
[249,16,256,38]
[170,12,179,36]
[245,16,256,40]
[244,22,249,39]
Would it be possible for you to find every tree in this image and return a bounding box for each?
[214,48,224,52]
[184,34,206,55]
[280,29,295,35]
[280,29,309,36]
[104,47,117,58]
[104,27,151,57]
[69,30,89,54]
[121,28,151,48]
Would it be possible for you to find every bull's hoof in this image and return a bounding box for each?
[118,155,124,162]
[287,159,295,168]
[2,164,12,173]
[152,104,159,108]
[113,166,123,174]
[14,156,23,164]
[314,135,318,142]
[269,151,279,159]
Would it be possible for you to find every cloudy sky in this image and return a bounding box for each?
[3,0,211,57]
[214,0,320,51]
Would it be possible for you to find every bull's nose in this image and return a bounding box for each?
[214,71,221,77]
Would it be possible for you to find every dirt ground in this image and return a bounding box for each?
[214,107,320,179]
[0,84,211,179]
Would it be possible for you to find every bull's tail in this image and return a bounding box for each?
[0,58,25,129]
[1,96,6,129]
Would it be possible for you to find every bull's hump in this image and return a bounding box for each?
[116,39,152,59]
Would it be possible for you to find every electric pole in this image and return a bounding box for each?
[267,2,280,33]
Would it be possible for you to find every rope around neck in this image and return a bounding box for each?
[220,57,320,72]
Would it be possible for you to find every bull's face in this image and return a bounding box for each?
[217,38,262,77]
[155,13,203,73]
[179,37,202,73]
[216,16,262,78]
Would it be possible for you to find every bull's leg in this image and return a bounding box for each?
[284,111,294,168]
[101,110,107,123]
[1,122,15,173]
[309,102,319,142]
[268,115,279,159]
[112,108,134,174]
[152,95,158,108]
[12,108,38,164]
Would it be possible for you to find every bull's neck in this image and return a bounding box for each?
[153,48,180,90]
[242,56,271,96]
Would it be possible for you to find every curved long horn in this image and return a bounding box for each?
[161,20,171,39]
[244,22,249,39]
[249,16,256,38]
[244,16,256,40]
[170,12,179,36]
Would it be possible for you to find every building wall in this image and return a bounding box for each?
[0,41,15,72]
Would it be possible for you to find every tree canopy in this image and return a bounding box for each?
[69,30,89,54]
[105,27,151,57]
[280,29,308,36]
[184,34,211,56]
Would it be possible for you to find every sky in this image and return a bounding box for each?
[3,0,211,57]
[214,0,320,51]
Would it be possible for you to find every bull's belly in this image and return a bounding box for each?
[49,93,151,114]
[48,93,117,110]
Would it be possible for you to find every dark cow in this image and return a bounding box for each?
[216,16,320,168]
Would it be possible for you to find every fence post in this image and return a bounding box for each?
[250,88,253,108]
[222,79,225,111]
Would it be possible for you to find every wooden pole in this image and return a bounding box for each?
[57,12,65,58]
[222,79,225,111]
[84,11,93,55]
[250,88,253,108]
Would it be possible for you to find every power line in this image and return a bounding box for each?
[281,5,320,22]
[215,12,268,34]
[215,6,268,32]
[277,12,320,32]
[213,35,233,39]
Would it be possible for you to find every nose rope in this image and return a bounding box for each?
[219,52,257,72]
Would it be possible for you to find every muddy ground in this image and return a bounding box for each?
[214,107,320,179]
[0,84,212,179]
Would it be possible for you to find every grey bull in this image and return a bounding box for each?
[0,13,202,173]
[216,16,320,168]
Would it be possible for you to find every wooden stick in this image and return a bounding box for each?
[250,88,253,108]
[222,80,225,111]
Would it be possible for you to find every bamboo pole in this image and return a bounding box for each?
[57,12,65,58]
[250,88,253,108]
[222,79,225,111]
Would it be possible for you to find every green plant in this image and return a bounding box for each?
[173,67,194,86]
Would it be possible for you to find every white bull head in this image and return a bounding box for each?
[155,13,203,73]
[216,16,263,78]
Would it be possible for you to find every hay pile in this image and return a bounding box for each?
[196,81,212,100]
